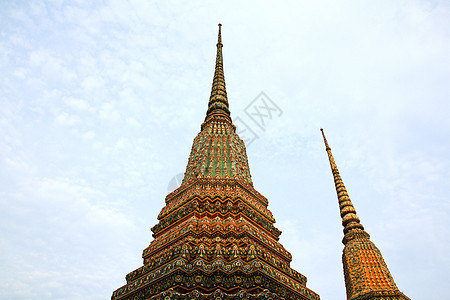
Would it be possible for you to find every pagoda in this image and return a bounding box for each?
[320,129,410,300]
[111,25,320,300]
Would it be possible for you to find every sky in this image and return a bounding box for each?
[1,1,449,299]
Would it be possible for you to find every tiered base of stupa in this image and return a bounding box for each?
[112,257,318,299]
[111,178,319,300]
[149,288,284,299]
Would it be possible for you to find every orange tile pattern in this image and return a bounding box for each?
[321,129,410,300]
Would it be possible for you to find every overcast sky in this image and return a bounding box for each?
[1,1,449,299]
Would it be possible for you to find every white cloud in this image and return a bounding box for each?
[81,75,104,91]
[55,111,80,126]
[29,49,49,67]
[0,174,139,299]
[64,97,90,111]
[99,102,119,121]
[126,117,141,128]
[81,130,96,140]
[12,67,29,79]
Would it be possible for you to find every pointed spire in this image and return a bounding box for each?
[205,24,231,122]
[320,129,365,241]
[320,129,410,300]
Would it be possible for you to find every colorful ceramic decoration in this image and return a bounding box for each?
[111,24,319,300]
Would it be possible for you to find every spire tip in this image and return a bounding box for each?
[320,128,331,151]
[217,23,222,45]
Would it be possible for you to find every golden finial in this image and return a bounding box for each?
[203,23,231,125]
